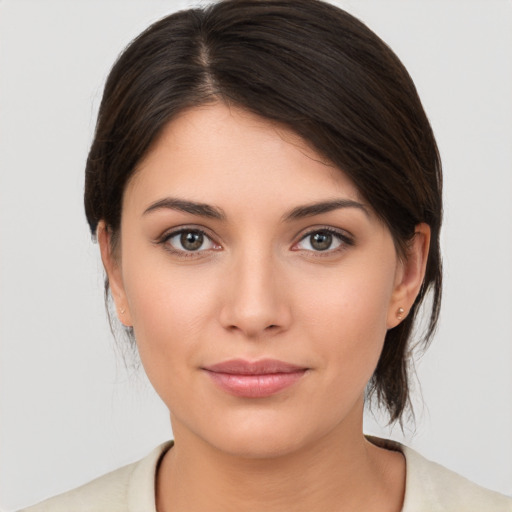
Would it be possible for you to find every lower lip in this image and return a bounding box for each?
[204,370,307,398]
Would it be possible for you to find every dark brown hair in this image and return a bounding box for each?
[84,0,442,423]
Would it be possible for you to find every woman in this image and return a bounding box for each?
[16,0,512,510]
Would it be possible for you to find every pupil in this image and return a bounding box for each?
[181,231,203,251]
[311,232,332,251]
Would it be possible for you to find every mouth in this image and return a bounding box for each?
[202,359,309,398]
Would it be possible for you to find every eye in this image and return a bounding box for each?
[294,228,351,253]
[162,228,219,254]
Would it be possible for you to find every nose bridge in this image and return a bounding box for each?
[220,242,289,337]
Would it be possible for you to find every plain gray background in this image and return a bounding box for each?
[1,1,511,509]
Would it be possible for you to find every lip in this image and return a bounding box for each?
[202,359,308,398]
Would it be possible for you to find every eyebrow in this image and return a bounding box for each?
[143,198,226,220]
[282,199,369,221]
[142,197,368,222]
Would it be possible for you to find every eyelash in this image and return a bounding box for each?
[293,227,354,256]
[157,226,354,258]
[157,227,220,258]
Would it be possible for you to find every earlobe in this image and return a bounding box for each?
[387,223,431,329]
[97,222,133,327]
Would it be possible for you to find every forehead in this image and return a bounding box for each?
[124,103,364,215]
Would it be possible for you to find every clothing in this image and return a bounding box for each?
[20,439,512,512]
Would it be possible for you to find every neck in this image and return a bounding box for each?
[156,409,405,512]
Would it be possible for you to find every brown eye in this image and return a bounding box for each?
[164,229,217,253]
[310,232,333,251]
[295,229,346,253]
[180,231,204,251]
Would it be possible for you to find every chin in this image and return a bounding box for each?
[182,407,334,460]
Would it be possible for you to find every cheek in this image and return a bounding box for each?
[120,254,221,389]
[296,259,396,381]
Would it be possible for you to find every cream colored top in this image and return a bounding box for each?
[20,439,512,512]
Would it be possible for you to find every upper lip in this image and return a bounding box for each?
[203,359,307,375]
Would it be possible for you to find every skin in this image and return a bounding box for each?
[98,103,430,512]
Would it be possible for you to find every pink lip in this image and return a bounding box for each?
[202,359,308,398]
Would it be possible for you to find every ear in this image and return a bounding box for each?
[387,223,431,329]
[97,221,133,327]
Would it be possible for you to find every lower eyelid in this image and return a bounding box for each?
[156,226,352,256]
[294,228,353,251]
[159,228,218,252]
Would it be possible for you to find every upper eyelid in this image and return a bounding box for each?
[156,224,353,250]
[292,226,354,252]
[158,227,220,257]
[159,225,217,242]
[296,225,353,242]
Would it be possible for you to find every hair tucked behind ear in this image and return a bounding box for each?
[84,0,442,424]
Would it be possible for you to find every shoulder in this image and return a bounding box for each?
[18,442,172,512]
[401,444,512,512]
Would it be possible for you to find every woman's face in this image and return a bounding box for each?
[102,103,424,457]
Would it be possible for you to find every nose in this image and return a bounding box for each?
[219,248,292,339]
